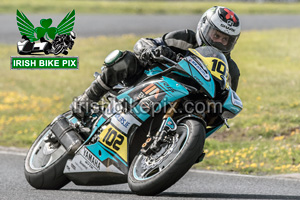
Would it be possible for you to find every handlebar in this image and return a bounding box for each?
[149,50,179,66]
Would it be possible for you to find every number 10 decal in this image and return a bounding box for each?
[209,59,228,81]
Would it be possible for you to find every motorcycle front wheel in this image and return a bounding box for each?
[128,119,206,196]
[24,111,73,189]
[53,44,64,55]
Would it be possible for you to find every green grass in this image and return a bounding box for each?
[194,28,300,174]
[1,29,300,174]
[2,0,300,14]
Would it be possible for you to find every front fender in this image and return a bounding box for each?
[176,114,207,128]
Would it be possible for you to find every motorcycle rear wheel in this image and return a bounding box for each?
[128,119,206,196]
[24,111,73,189]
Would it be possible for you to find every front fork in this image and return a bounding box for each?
[141,100,180,155]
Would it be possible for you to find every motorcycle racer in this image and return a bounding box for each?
[50,31,76,55]
[135,6,241,92]
[71,6,241,119]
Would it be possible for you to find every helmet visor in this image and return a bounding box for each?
[200,23,239,53]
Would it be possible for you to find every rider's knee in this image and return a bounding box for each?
[104,50,138,70]
[101,50,141,87]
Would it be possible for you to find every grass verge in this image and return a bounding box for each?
[0,29,300,174]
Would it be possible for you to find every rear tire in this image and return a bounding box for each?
[24,111,73,189]
[128,119,205,196]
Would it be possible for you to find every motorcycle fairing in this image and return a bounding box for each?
[63,114,130,185]
[71,107,139,176]
[64,145,125,173]
[64,124,129,185]
[83,116,108,144]
[64,75,189,184]
[188,48,230,91]
[97,124,128,162]
[144,66,164,76]
[117,76,189,122]
[205,89,242,137]
[115,65,172,103]
[95,77,188,170]
[205,124,223,138]
[67,114,108,145]
[111,112,142,134]
[64,145,127,185]
[177,57,216,98]
[143,65,190,78]
[222,88,243,119]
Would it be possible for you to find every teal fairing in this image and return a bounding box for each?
[116,77,189,122]
[176,57,216,98]
[222,87,243,119]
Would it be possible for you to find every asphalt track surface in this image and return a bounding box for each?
[2,14,300,44]
[0,147,300,200]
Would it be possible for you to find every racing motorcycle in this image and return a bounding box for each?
[49,31,76,55]
[24,46,242,195]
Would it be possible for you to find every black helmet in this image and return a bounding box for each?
[196,6,241,54]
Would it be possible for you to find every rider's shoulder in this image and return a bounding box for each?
[163,29,197,48]
[164,29,196,39]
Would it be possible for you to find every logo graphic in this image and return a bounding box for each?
[11,10,79,70]
[224,8,237,23]
[227,20,234,26]
[17,10,75,42]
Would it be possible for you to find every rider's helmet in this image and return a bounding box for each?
[196,6,241,54]
[69,31,76,41]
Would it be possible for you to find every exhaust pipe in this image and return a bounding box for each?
[50,115,83,154]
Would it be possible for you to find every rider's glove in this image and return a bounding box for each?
[140,48,155,65]
[141,45,177,65]
[152,45,177,62]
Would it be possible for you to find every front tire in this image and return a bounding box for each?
[53,44,64,55]
[128,119,206,196]
[24,111,73,189]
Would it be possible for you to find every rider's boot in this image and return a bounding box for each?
[70,75,110,120]
[71,49,142,119]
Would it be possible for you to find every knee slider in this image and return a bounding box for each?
[104,50,137,71]
[104,49,124,67]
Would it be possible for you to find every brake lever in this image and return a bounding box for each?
[150,51,178,66]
